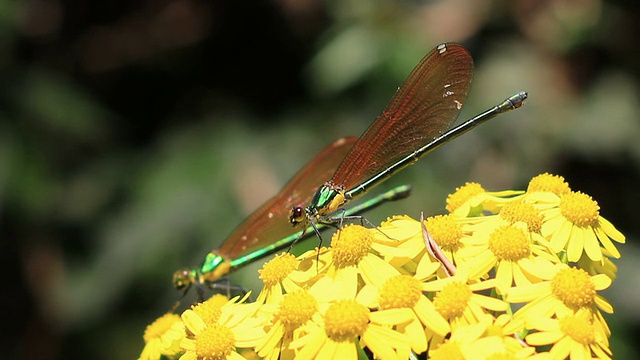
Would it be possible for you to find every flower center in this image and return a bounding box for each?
[446,182,485,213]
[488,225,531,261]
[259,253,298,286]
[276,290,318,330]
[424,215,463,251]
[195,323,235,360]
[144,313,180,342]
[559,312,596,345]
[551,267,596,310]
[379,275,422,309]
[324,299,369,341]
[559,191,600,227]
[499,201,543,233]
[331,225,373,267]
[527,173,571,195]
[433,281,472,320]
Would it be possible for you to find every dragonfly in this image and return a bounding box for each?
[288,42,527,238]
[173,137,411,296]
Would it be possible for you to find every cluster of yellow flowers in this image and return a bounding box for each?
[140,173,624,360]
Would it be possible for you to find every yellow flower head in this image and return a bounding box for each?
[324,299,370,341]
[430,314,530,359]
[331,224,373,267]
[540,190,625,262]
[488,225,531,262]
[559,191,600,228]
[180,294,265,360]
[255,289,319,360]
[551,267,597,310]
[379,274,422,310]
[526,309,612,359]
[425,214,464,252]
[290,290,413,360]
[446,182,523,217]
[423,269,508,331]
[259,253,298,287]
[507,263,614,334]
[460,220,559,294]
[499,201,544,234]
[257,252,303,304]
[277,290,318,330]
[140,313,184,360]
[190,296,224,326]
[447,182,487,214]
[527,172,571,196]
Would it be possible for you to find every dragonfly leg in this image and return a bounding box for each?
[207,277,250,300]
[322,213,395,241]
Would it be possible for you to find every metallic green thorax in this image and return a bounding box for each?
[200,252,225,274]
[308,181,347,219]
[311,184,338,211]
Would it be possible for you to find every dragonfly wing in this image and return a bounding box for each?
[217,137,357,259]
[332,43,474,191]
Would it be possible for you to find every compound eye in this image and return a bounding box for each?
[172,269,191,290]
[289,206,304,225]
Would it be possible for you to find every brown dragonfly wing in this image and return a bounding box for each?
[217,137,357,259]
[332,43,474,192]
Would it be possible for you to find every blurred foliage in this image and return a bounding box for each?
[1,0,639,359]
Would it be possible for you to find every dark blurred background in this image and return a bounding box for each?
[1,0,639,359]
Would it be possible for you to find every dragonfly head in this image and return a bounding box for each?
[289,205,307,227]
[172,268,197,291]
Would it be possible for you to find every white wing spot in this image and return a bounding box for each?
[443,90,454,97]
[455,100,463,109]
[437,43,447,54]
[268,212,274,219]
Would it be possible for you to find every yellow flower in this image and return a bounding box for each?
[430,314,534,360]
[526,309,612,359]
[493,200,545,234]
[423,214,471,270]
[371,215,429,268]
[459,221,559,294]
[190,296,224,326]
[254,290,320,360]
[357,256,449,354]
[371,215,461,278]
[140,313,184,360]
[256,249,331,305]
[180,294,266,360]
[506,263,613,337]
[472,314,531,358]
[527,173,571,196]
[324,224,398,298]
[538,190,625,262]
[422,268,508,332]
[289,296,413,360]
[446,182,523,217]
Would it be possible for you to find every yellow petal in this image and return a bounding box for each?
[599,216,625,243]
